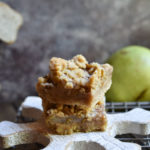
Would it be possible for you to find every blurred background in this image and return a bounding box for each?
[1,0,150,121]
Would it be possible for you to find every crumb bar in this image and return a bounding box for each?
[44,98,107,135]
[36,55,112,109]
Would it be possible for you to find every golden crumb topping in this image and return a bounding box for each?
[48,55,104,90]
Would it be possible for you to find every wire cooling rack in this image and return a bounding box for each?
[106,102,150,150]
[3,102,150,150]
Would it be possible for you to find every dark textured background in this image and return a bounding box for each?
[1,0,150,104]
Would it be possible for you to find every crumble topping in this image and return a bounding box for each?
[45,55,105,90]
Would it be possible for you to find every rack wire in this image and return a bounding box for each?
[106,102,150,150]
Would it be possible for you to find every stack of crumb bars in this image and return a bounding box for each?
[36,55,113,135]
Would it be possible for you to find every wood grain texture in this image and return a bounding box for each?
[0,120,49,148]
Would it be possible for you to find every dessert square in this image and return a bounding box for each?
[36,55,112,109]
[44,97,107,135]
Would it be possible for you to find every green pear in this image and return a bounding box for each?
[106,45,150,102]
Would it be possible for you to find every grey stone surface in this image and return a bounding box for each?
[0,0,150,102]
[0,103,16,121]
